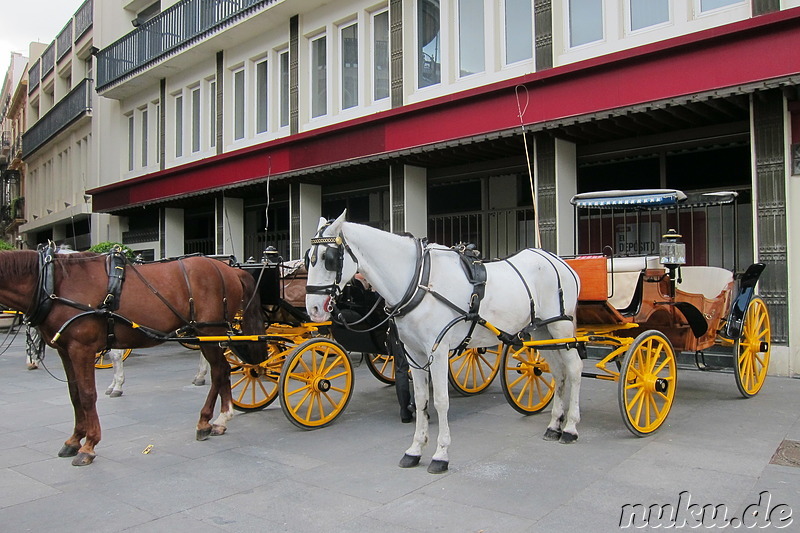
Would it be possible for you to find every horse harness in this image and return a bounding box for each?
[27,244,233,349]
[306,224,575,370]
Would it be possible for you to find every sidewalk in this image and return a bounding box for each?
[0,331,798,532]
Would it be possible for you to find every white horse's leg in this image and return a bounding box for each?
[192,354,209,386]
[400,362,430,469]
[558,347,583,443]
[428,348,451,473]
[105,350,124,397]
[546,321,583,443]
[542,354,567,440]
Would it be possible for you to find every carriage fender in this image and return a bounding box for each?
[673,302,708,338]
[724,263,766,339]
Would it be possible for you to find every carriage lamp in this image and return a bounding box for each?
[659,229,686,291]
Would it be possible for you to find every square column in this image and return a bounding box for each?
[161,207,184,259]
[390,165,427,237]
[290,183,321,260]
[217,196,243,259]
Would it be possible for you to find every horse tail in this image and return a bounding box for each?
[236,269,267,364]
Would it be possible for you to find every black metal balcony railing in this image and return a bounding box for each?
[57,20,73,62]
[97,0,274,91]
[122,228,159,244]
[74,0,93,41]
[22,78,92,159]
[41,42,56,78]
[28,59,40,94]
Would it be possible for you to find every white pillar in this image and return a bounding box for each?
[390,165,427,237]
[554,138,578,256]
[217,196,244,259]
[162,207,184,258]
[291,183,321,260]
[783,105,799,377]
[90,213,123,245]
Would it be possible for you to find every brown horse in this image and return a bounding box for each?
[0,249,265,466]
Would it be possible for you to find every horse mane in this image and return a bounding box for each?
[0,250,39,279]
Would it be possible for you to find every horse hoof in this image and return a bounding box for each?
[105,388,112,395]
[427,460,449,474]
[399,454,421,468]
[210,425,227,436]
[71,452,96,466]
[196,428,212,441]
[27,363,38,370]
[543,428,562,441]
[559,432,578,444]
[109,390,123,398]
[58,444,79,457]
[192,379,205,386]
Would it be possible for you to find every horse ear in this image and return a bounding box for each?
[316,217,327,230]
[329,210,347,232]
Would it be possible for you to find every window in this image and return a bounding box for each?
[458,0,484,77]
[700,0,742,11]
[279,50,289,127]
[191,87,201,152]
[209,80,216,148]
[505,0,532,64]
[175,94,183,157]
[569,0,603,47]
[373,11,389,101]
[256,59,268,133]
[341,23,358,110]
[418,0,440,88]
[127,115,134,171]
[311,36,327,118]
[141,108,148,166]
[233,68,245,140]
[630,0,669,31]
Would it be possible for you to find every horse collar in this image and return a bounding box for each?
[26,245,57,327]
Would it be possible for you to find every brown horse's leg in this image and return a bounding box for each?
[209,344,234,436]
[59,346,101,466]
[196,346,219,440]
[56,350,84,458]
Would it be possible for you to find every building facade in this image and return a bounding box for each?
[20,0,122,251]
[10,0,797,376]
[0,51,30,245]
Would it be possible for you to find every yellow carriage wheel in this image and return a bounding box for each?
[279,339,354,429]
[449,345,502,396]
[618,330,677,437]
[365,353,396,384]
[227,343,285,412]
[734,297,771,398]
[501,346,555,414]
[94,348,132,369]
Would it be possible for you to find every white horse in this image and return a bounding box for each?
[305,212,582,473]
[104,350,209,397]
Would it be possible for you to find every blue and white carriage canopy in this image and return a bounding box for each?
[570,189,738,210]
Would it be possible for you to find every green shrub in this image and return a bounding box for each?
[88,242,136,260]
[0,240,15,251]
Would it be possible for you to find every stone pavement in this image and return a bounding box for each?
[1,330,799,532]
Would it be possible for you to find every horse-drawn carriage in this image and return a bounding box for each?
[498,188,770,436]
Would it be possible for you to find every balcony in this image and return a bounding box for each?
[57,20,73,62]
[28,59,40,94]
[74,0,93,41]
[96,0,276,93]
[22,78,92,159]
[41,42,56,78]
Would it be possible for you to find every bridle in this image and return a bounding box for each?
[304,225,358,307]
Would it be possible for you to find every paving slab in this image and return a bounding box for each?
[0,332,798,532]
